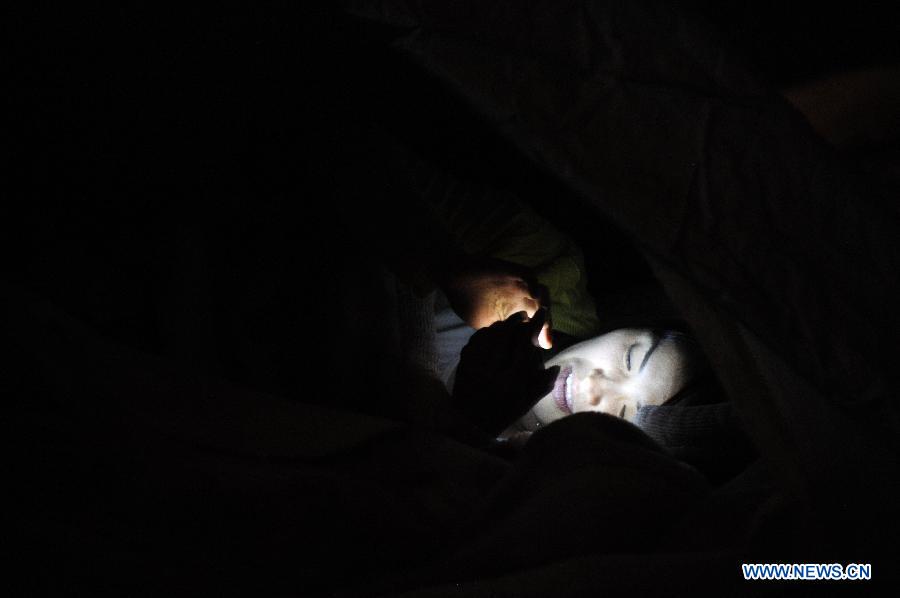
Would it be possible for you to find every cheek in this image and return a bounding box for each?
[532,392,567,424]
[635,360,685,405]
[579,394,634,419]
[606,395,630,418]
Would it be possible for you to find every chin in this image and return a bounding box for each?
[531,395,567,424]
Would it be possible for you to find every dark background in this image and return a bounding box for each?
[8,3,899,379]
[6,2,899,593]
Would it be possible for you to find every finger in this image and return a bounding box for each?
[518,365,560,412]
[507,310,528,324]
[538,304,553,348]
[520,295,540,318]
[500,278,538,319]
[509,276,542,312]
[505,339,547,386]
[528,307,549,348]
[500,308,543,351]
[471,311,527,357]
[507,310,534,349]
[481,310,524,335]
[537,322,553,349]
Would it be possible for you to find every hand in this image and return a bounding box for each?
[437,255,553,348]
[452,309,560,436]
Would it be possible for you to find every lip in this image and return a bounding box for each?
[553,366,574,414]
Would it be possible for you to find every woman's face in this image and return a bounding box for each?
[530,329,696,425]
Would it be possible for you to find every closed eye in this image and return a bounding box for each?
[618,404,626,418]
[639,336,662,372]
[626,343,636,371]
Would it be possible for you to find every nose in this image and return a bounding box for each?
[585,369,619,406]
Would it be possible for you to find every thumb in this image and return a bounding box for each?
[529,307,553,349]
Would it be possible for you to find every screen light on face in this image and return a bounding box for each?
[527,329,696,427]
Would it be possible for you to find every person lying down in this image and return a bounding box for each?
[390,133,754,481]
[435,283,755,483]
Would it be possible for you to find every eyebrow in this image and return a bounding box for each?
[639,335,662,372]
